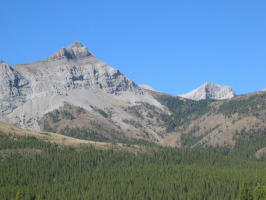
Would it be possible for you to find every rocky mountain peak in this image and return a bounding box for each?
[70,41,83,48]
[203,82,214,87]
[0,41,164,131]
[179,82,235,100]
[45,41,92,60]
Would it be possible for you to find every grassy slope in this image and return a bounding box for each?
[39,102,166,144]
[0,121,142,153]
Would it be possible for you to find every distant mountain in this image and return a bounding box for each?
[139,84,155,91]
[179,82,235,100]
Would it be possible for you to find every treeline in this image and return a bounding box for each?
[0,134,265,200]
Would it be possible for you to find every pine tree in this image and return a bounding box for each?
[254,185,266,200]
[36,195,42,200]
[15,190,24,200]
[239,183,253,200]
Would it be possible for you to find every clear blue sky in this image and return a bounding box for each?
[1,0,266,95]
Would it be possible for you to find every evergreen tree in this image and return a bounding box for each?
[254,185,266,200]
[36,195,42,200]
[239,183,253,200]
[15,190,24,200]
[0,134,265,200]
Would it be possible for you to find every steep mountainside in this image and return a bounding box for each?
[0,42,168,143]
[180,82,235,100]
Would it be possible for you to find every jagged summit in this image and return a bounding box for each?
[179,82,235,100]
[45,41,93,60]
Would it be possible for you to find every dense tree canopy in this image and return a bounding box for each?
[0,134,265,200]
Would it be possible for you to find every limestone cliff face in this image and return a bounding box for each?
[0,62,31,116]
[179,82,235,100]
[0,42,163,132]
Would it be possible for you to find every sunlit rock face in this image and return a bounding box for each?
[179,82,235,100]
[0,42,163,131]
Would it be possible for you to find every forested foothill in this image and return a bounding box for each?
[0,131,265,200]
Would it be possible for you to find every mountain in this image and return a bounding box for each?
[0,41,167,143]
[0,42,265,156]
[179,82,235,100]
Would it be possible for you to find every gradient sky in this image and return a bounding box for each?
[1,0,266,95]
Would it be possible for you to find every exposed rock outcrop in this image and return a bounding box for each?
[45,41,92,60]
[0,62,31,116]
[179,82,235,100]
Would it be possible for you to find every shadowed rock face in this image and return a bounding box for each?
[179,82,235,100]
[0,62,31,115]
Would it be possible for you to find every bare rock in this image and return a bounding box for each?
[179,82,235,100]
[45,41,92,60]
